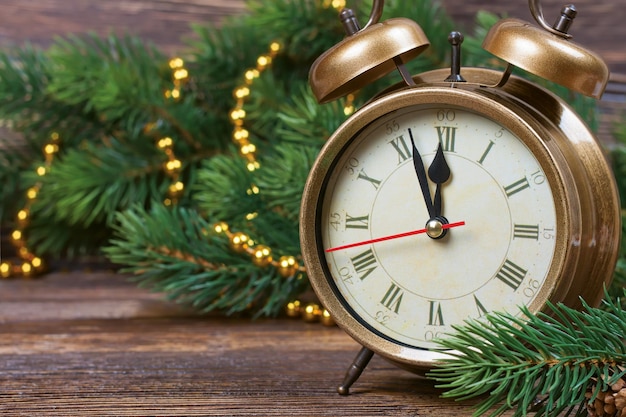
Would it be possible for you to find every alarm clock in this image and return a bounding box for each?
[299,0,620,394]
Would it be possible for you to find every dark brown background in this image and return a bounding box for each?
[0,0,623,74]
[0,1,623,416]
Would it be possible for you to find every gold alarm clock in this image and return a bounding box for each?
[299,0,621,394]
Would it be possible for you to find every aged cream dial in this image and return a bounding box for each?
[321,103,558,350]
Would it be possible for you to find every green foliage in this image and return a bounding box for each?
[429,296,626,417]
[0,30,233,256]
[192,152,260,223]
[105,204,308,317]
[0,141,30,220]
[246,0,346,61]
[30,138,166,227]
[45,34,168,128]
[275,86,351,146]
[253,143,320,224]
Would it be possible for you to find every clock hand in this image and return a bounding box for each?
[428,142,451,218]
[408,128,435,219]
[325,220,465,252]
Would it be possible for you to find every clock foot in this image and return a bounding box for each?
[337,346,374,395]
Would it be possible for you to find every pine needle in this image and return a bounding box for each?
[428,296,626,417]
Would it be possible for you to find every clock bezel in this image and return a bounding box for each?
[300,78,579,369]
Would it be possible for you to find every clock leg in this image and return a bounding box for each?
[337,346,374,395]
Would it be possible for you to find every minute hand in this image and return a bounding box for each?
[408,128,435,218]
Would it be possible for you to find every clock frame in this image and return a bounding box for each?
[300,68,620,371]
[299,0,621,394]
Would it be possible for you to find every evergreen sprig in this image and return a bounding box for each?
[45,33,168,128]
[104,204,308,317]
[428,296,626,417]
[31,138,166,227]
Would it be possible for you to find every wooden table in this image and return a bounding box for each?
[0,270,490,416]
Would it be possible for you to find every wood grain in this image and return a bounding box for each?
[0,0,245,55]
[0,0,623,74]
[0,271,497,416]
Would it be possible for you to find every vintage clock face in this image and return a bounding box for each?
[320,103,558,350]
[301,1,620,391]
[299,82,587,367]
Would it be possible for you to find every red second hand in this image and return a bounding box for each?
[325,221,466,253]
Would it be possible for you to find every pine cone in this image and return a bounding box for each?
[585,378,626,417]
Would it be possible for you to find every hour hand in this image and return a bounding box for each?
[408,128,435,218]
[428,143,451,218]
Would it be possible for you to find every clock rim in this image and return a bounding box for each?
[300,82,578,369]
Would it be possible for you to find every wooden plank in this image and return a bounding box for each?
[0,0,623,75]
[0,317,467,416]
[0,271,499,416]
[0,0,246,55]
[0,271,193,323]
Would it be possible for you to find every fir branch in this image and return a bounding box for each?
[0,137,31,219]
[428,297,626,417]
[28,137,169,228]
[45,33,169,130]
[253,143,319,223]
[104,204,308,317]
[189,22,274,112]
[192,152,260,224]
[245,0,345,62]
[275,85,350,146]
[26,213,111,258]
[0,44,104,145]
[241,70,298,150]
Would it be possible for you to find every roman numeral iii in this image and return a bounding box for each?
[504,177,530,197]
[513,224,540,240]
